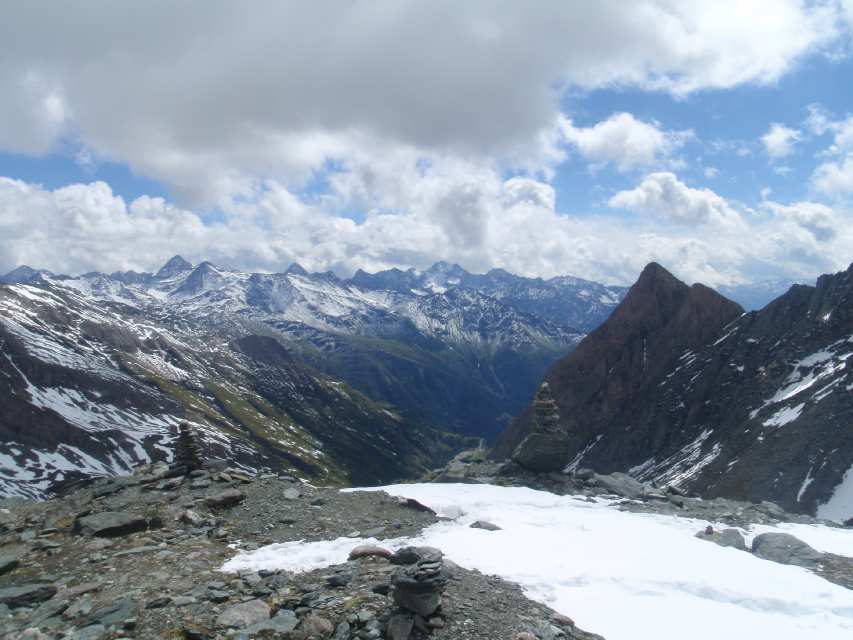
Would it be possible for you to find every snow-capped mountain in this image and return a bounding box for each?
[0,279,471,499]
[351,261,626,332]
[497,262,853,520]
[0,256,613,497]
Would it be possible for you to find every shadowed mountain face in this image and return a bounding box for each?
[494,261,853,519]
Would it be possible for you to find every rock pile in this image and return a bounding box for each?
[512,383,570,473]
[173,422,204,475]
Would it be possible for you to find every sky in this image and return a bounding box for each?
[1,1,853,287]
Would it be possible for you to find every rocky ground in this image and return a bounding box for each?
[0,461,601,640]
[428,449,853,590]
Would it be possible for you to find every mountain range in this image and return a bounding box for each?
[496,261,853,521]
[0,257,625,498]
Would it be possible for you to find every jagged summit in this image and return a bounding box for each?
[1,265,51,284]
[155,254,193,279]
[285,262,308,276]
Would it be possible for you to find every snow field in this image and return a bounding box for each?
[222,483,853,640]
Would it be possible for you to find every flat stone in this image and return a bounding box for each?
[470,520,501,531]
[0,546,26,574]
[0,583,58,608]
[283,487,301,500]
[216,598,270,629]
[349,544,392,560]
[74,512,155,538]
[77,597,134,627]
[236,609,299,638]
[205,489,246,509]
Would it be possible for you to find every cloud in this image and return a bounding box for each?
[812,154,853,195]
[0,1,846,204]
[760,200,838,242]
[3,172,849,291]
[607,172,742,226]
[704,167,719,179]
[561,113,692,172]
[761,123,802,159]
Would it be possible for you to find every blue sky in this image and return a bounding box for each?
[1,1,852,288]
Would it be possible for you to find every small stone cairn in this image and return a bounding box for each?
[173,421,204,475]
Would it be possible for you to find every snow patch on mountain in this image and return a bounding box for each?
[225,483,853,640]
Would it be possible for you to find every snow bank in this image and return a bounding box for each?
[223,483,853,640]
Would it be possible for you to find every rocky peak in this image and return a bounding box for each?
[1,265,50,284]
[285,262,308,276]
[155,255,193,279]
[492,262,743,461]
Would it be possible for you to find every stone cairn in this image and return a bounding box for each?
[512,382,569,473]
[174,421,204,474]
[386,546,449,638]
[530,381,560,433]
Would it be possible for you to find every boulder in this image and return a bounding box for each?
[591,472,648,500]
[0,583,58,608]
[204,489,246,509]
[74,512,157,538]
[216,598,270,629]
[470,520,501,531]
[236,609,298,638]
[0,546,26,574]
[751,532,824,568]
[695,526,747,551]
[300,614,334,638]
[512,432,570,473]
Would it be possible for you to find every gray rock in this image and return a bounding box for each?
[0,546,26,574]
[752,532,824,568]
[283,487,301,500]
[695,526,747,551]
[332,621,352,640]
[74,512,155,538]
[236,609,298,638]
[205,489,246,509]
[386,612,415,640]
[0,583,58,608]
[216,598,270,628]
[78,597,134,627]
[69,625,106,640]
[299,614,334,638]
[470,520,501,531]
[513,432,570,473]
[592,472,649,500]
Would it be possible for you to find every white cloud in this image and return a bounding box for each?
[0,1,845,204]
[761,123,802,159]
[704,167,719,179]
[2,172,849,291]
[812,154,853,195]
[608,172,742,226]
[760,200,838,242]
[561,113,692,172]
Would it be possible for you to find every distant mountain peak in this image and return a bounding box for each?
[156,255,193,279]
[1,265,52,284]
[286,263,308,276]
